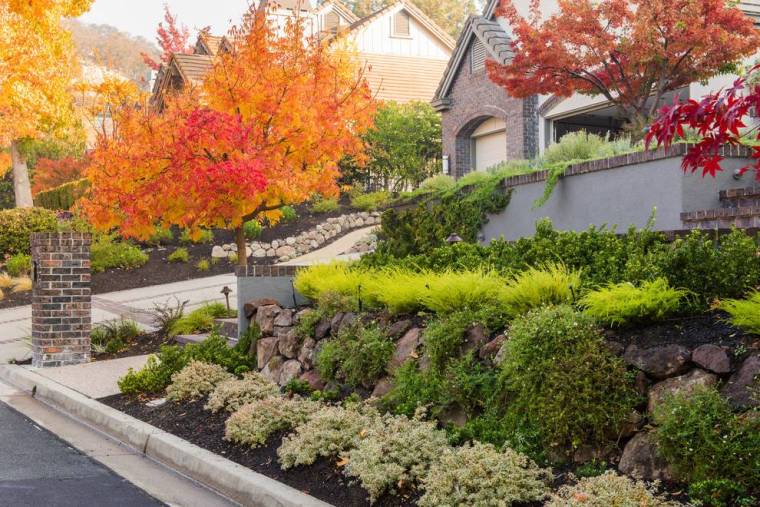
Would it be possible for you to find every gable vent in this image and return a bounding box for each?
[471,40,487,73]
[324,11,340,33]
[392,11,411,37]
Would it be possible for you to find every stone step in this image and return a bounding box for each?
[719,187,760,208]
[681,206,760,229]
[174,332,237,348]
[214,318,239,340]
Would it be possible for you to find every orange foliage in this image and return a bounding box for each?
[83,9,376,261]
[32,156,88,195]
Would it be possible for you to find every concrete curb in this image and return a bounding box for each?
[0,365,332,507]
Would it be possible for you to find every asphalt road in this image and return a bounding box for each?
[0,401,164,507]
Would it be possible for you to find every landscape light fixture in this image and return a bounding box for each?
[220,286,233,312]
[446,233,463,244]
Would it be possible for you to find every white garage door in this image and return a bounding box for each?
[472,118,507,172]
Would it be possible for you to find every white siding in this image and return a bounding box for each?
[353,5,450,60]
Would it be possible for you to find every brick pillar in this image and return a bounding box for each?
[31,232,92,368]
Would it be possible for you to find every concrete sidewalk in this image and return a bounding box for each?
[0,273,237,364]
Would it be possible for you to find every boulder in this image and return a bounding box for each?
[480,334,507,362]
[386,319,412,340]
[275,245,296,258]
[371,377,393,398]
[298,338,317,369]
[278,360,303,386]
[273,309,294,328]
[255,304,281,335]
[605,340,626,356]
[692,344,732,374]
[261,355,285,384]
[439,405,467,428]
[252,248,266,258]
[278,328,302,359]
[618,432,674,481]
[315,318,332,339]
[620,410,644,439]
[243,298,279,319]
[721,354,760,409]
[624,344,691,379]
[211,245,227,258]
[648,368,718,420]
[339,313,356,332]
[285,237,296,246]
[330,312,345,335]
[299,370,326,391]
[388,328,422,371]
[634,371,650,397]
[256,337,279,370]
[266,248,276,257]
[463,324,488,354]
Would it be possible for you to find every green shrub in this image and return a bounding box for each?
[654,386,760,497]
[315,322,393,388]
[278,403,378,469]
[279,205,297,222]
[543,131,629,165]
[0,207,58,256]
[419,442,550,507]
[689,479,757,507]
[167,247,189,263]
[418,270,507,314]
[350,191,390,211]
[720,291,760,335]
[311,196,339,214]
[581,278,686,326]
[205,371,280,413]
[499,263,582,316]
[243,220,262,240]
[145,226,174,246]
[293,262,364,307]
[224,397,320,447]
[498,305,637,458]
[91,319,140,354]
[91,236,148,273]
[362,267,427,313]
[294,308,323,339]
[169,302,231,336]
[195,258,210,271]
[4,253,31,277]
[165,361,234,401]
[343,409,449,503]
[180,228,214,244]
[33,178,90,210]
[422,311,478,371]
[546,471,676,507]
[417,174,454,194]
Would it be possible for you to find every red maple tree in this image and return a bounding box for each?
[488,0,759,133]
[141,4,191,71]
[32,155,89,195]
[646,68,760,181]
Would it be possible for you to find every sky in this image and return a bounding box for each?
[78,1,254,41]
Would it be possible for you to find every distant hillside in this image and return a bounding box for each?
[64,19,160,88]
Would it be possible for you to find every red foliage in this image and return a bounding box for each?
[646,68,760,180]
[32,156,88,195]
[141,4,191,71]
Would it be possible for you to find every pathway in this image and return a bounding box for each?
[0,273,237,364]
[278,225,377,266]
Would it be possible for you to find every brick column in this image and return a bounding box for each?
[31,232,92,368]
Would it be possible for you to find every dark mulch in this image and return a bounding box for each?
[92,332,173,361]
[100,395,419,507]
[604,311,759,351]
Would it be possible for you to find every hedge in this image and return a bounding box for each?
[0,207,59,257]
[34,178,90,210]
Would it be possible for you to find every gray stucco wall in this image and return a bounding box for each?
[236,274,308,334]
[481,154,751,242]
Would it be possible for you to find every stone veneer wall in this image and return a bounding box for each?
[235,265,308,335]
[31,232,91,368]
[214,211,381,263]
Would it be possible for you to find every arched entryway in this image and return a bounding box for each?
[454,114,508,178]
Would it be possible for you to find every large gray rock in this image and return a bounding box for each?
[300,370,326,391]
[692,344,732,374]
[298,338,317,369]
[721,354,760,409]
[211,245,227,258]
[273,309,294,328]
[315,318,331,339]
[619,432,674,481]
[275,245,296,258]
[261,355,285,384]
[388,328,422,371]
[244,298,279,319]
[648,368,718,421]
[624,344,691,379]
[278,360,303,386]
[480,334,507,362]
[255,304,281,335]
[386,319,412,340]
[463,324,488,354]
[278,328,302,359]
[371,377,393,398]
[256,337,279,370]
[330,313,345,335]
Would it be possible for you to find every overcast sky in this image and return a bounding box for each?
[78,1,254,41]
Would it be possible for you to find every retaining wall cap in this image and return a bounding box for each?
[0,365,333,507]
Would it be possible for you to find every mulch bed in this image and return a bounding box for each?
[92,332,173,361]
[100,395,418,507]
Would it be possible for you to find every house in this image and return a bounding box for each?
[433,0,760,179]
[151,0,454,108]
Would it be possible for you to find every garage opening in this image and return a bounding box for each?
[471,117,507,172]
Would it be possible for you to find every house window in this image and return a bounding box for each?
[392,11,411,37]
[324,11,340,33]
[471,40,487,73]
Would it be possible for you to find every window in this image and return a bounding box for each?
[471,40,487,73]
[392,11,411,37]
[324,11,340,34]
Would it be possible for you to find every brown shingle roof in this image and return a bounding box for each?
[270,0,312,12]
[172,53,214,84]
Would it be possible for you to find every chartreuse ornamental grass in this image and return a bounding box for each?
[580,278,686,326]
[498,263,581,316]
[720,291,760,335]
[168,302,232,337]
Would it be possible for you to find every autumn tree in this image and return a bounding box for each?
[141,4,192,71]
[84,8,376,265]
[345,0,475,37]
[489,0,759,134]
[0,0,91,208]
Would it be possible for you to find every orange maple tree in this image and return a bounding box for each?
[83,8,376,265]
[488,0,759,132]
[32,156,89,195]
[141,4,192,71]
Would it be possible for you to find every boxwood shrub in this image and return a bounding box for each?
[0,207,58,257]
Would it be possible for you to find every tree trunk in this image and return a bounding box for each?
[11,141,33,208]
[236,225,248,268]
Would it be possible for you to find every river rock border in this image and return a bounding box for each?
[212,211,382,263]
